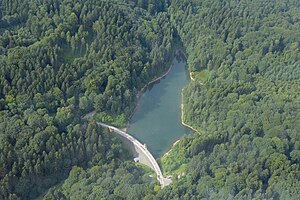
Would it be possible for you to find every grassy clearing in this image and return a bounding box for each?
[192,69,209,84]
[160,139,191,176]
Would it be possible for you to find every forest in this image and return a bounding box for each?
[1,0,300,199]
[0,0,174,199]
[161,0,300,199]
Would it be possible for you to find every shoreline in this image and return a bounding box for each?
[137,61,173,101]
[177,50,202,134]
[84,59,174,131]
[126,48,201,159]
[162,139,180,158]
[189,71,204,85]
[161,83,201,159]
[189,72,195,81]
[180,88,201,135]
[127,48,188,130]
[126,62,173,130]
[126,54,177,130]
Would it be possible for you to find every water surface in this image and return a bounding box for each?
[128,58,190,158]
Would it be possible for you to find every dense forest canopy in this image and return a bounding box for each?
[0,0,174,199]
[161,0,300,199]
[0,0,300,199]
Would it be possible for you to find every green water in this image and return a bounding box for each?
[128,58,190,158]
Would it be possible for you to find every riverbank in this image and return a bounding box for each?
[138,48,187,101]
[177,50,202,140]
[83,62,172,131]
[189,71,206,85]
[125,63,173,131]
[162,140,180,158]
[189,72,195,81]
[180,88,201,135]
[137,63,173,101]
[126,49,183,130]
[161,88,201,159]
[128,57,189,157]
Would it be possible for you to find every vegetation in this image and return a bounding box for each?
[161,0,300,199]
[0,0,173,199]
[43,162,156,200]
[1,0,300,199]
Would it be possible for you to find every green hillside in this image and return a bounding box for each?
[1,0,299,199]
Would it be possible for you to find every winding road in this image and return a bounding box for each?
[96,122,172,187]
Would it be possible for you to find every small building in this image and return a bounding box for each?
[134,157,139,162]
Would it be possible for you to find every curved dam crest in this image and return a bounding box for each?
[90,57,189,187]
[96,122,172,187]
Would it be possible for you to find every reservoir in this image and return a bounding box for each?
[128,57,190,158]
